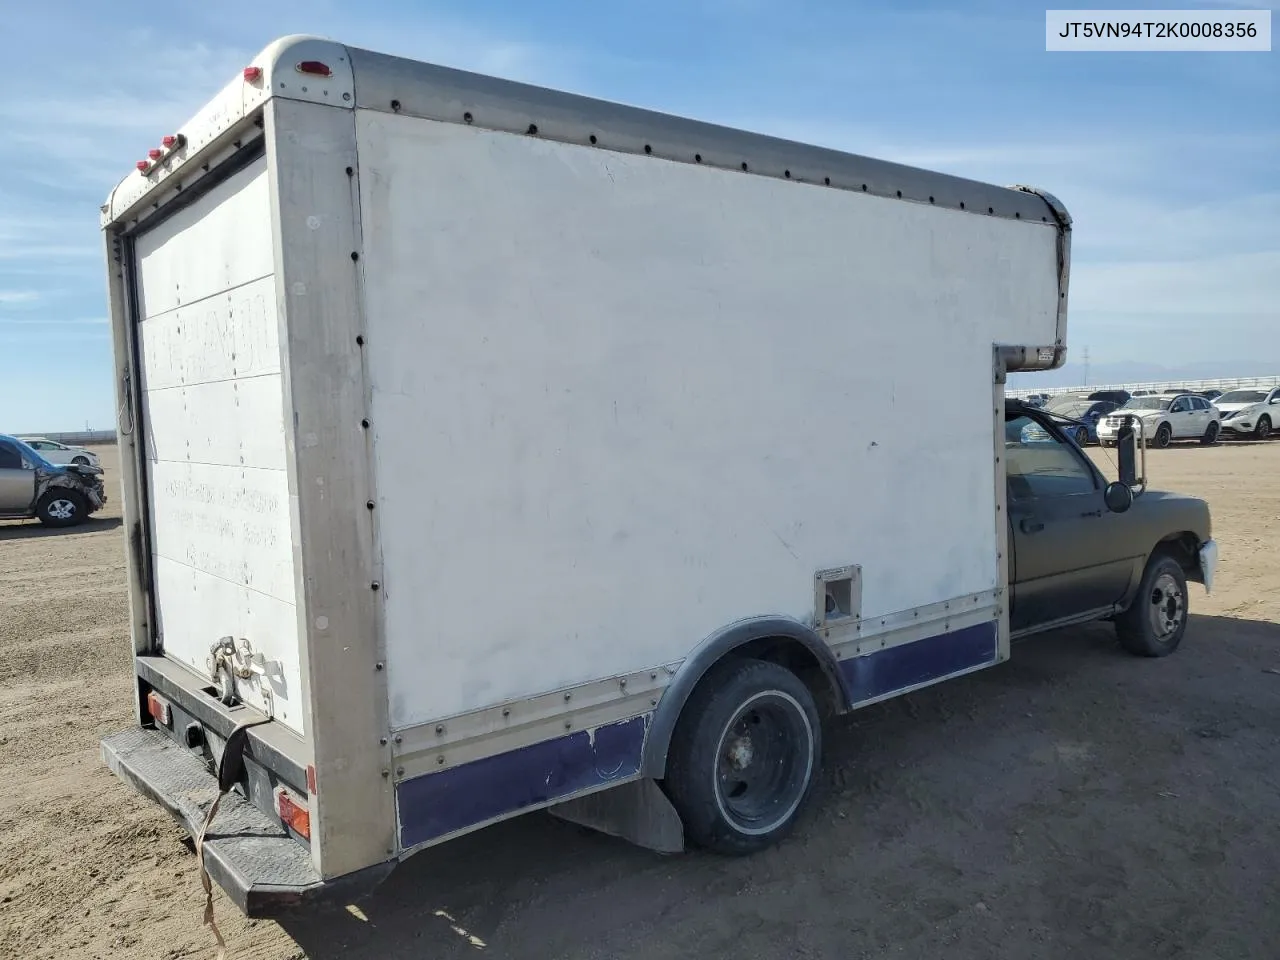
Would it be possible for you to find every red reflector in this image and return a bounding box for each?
[146,691,171,727]
[275,787,312,840]
[136,160,150,172]
[306,764,317,794]
[243,66,262,83]
[296,60,332,78]
[161,135,176,148]
[148,148,162,160]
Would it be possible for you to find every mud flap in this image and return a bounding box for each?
[547,779,685,854]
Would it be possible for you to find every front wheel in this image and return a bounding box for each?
[1115,554,1189,657]
[36,489,87,528]
[1201,421,1220,445]
[1153,423,1173,449]
[72,456,90,466]
[665,658,821,855]
[1256,416,1272,441]
[1074,426,1089,446]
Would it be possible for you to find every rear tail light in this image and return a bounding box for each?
[146,691,172,727]
[275,786,312,840]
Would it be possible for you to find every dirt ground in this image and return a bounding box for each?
[2,441,1278,960]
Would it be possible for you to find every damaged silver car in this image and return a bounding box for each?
[0,434,107,527]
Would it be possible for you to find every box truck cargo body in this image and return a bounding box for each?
[100,36,1070,914]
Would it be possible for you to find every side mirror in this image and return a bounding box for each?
[1116,417,1139,486]
[1104,481,1133,513]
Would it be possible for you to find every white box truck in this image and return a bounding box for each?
[99,33,1210,919]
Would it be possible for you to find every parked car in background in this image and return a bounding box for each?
[1097,392,1221,449]
[16,437,101,467]
[1036,397,1119,446]
[1196,389,1223,402]
[1216,386,1280,440]
[1086,389,1131,406]
[0,435,107,526]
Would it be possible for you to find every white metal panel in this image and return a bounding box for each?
[356,113,1060,729]
[133,155,304,734]
[134,160,275,319]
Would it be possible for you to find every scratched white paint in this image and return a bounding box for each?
[134,155,304,734]
[356,113,1062,728]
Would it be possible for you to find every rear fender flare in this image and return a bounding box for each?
[641,616,848,780]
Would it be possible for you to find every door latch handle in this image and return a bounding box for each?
[1019,518,1044,534]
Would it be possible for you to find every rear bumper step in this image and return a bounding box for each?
[102,727,393,917]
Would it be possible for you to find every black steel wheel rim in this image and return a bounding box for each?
[713,691,813,835]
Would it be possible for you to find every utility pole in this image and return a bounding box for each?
[1082,345,1090,386]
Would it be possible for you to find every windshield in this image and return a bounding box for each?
[1217,390,1267,404]
[1123,397,1171,411]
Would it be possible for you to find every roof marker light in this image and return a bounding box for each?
[148,148,162,160]
[296,60,332,78]
[136,160,151,172]
[243,66,263,83]
[161,135,177,148]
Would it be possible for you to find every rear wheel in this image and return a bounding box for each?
[36,489,87,528]
[1256,416,1272,441]
[1074,426,1089,446]
[72,455,90,466]
[1153,423,1173,448]
[665,658,821,855]
[1116,554,1188,657]
[1201,421,1220,445]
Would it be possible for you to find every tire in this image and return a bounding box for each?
[1099,440,1114,448]
[1115,553,1189,657]
[36,489,88,528]
[1201,421,1220,445]
[1256,416,1272,441]
[72,456,90,466]
[1153,423,1173,449]
[1074,426,1089,446]
[665,658,821,855]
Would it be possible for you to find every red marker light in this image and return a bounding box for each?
[161,135,177,148]
[275,787,312,840]
[146,691,172,727]
[295,60,332,78]
[148,148,162,160]
[306,764,317,794]
[243,66,263,83]
[136,160,151,172]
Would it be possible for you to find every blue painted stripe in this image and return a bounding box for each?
[840,620,998,705]
[397,714,648,849]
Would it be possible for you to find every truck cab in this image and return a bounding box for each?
[1004,400,1215,655]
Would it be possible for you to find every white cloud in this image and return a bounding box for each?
[0,290,39,304]
[1073,251,1280,316]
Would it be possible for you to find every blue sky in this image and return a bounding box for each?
[2,1,1276,429]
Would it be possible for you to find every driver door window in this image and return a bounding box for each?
[1005,416,1097,502]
